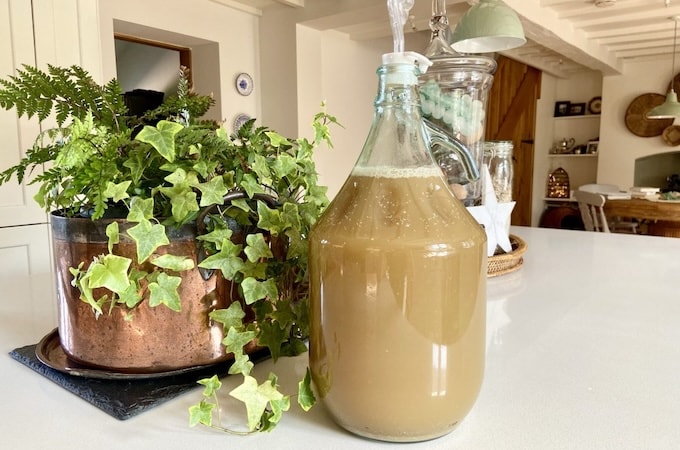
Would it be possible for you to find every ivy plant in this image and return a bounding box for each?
[0,64,339,432]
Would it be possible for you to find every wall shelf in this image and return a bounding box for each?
[543,197,576,202]
[548,154,598,158]
[553,115,601,121]
[546,110,601,204]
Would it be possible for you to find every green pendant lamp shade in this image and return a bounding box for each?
[648,16,680,119]
[647,90,680,119]
[451,0,526,54]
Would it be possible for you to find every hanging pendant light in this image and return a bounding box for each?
[424,0,459,58]
[648,16,680,119]
[451,0,526,54]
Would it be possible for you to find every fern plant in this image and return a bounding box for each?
[0,64,339,432]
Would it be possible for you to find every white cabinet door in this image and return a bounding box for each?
[0,0,47,228]
[0,223,56,344]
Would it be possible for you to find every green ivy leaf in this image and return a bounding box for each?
[298,367,316,411]
[198,375,222,397]
[268,395,291,426]
[188,400,215,427]
[241,260,267,279]
[148,272,182,311]
[281,203,302,231]
[241,277,278,305]
[250,153,272,185]
[270,298,297,330]
[192,159,209,178]
[123,148,150,184]
[105,222,119,254]
[312,107,340,148]
[197,176,228,207]
[117,267,147,309]
[103,180,131,202]
[257,319,287,361]
[197,239,245,279]
[86,254,131,294]
[135,120,184,162]
[230,198,252,212]
[197,228,233,248]
[256,201,282,235]
[272,153,297,179]
[70,264,101,314]
[118,280,143,308]
[150,254,195,271]
[228,353,254,376]
[229,374,285,432]
[244,233,273,263]
[164,185,199,222]
[223,326,257,355]
[164,167,189,186]
[282,337,309,358]
[241,173,266,198]
[209,301,245,331]
[264,131,290,148]
[127,218,169,263]
[127,197,154,222]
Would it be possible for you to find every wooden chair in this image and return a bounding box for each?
[574,190,638,233]
[575,190,610,232]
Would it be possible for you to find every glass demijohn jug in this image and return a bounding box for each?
[308,53,487,442]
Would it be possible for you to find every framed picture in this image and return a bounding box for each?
[569,102,586,116]
[586,140,599,154]
[569,103,586,116]
[554,101,570,117]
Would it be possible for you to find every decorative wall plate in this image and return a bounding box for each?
[587,96,602,114]
[235,72,253,96]
[233,113,252,132]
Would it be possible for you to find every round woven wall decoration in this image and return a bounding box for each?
[662,125,680,146]
[672,73,680,96]
[625,93,674,137]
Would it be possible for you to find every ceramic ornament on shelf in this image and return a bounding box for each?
[466,165,515,257]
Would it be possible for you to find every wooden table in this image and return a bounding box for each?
[605,198,680,236]
[604,198,680,221]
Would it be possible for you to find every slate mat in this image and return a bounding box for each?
[9,343,270,420]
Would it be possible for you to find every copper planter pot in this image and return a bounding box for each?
[51,212,231,372]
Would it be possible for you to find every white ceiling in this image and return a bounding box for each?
[224,0,680,78]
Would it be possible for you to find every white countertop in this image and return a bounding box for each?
[2,226,679,449]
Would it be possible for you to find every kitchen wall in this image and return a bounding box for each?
[598,58,678,190]
[261,5,432,199]
[282,25,675,226]
[87,2,680,228]
[4,0,675,227]
[97,0,260,127]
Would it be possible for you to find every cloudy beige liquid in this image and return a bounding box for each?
[309,167,487,442]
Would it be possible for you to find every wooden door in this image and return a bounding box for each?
[486,56,541,226]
